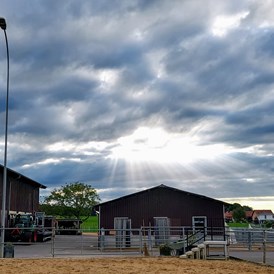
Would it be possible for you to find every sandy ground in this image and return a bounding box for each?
[0,257,274,274]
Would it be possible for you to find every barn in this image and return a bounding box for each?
[94,184,228,230]
[0,165,46,225]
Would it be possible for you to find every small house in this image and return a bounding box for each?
[252,210,274,224]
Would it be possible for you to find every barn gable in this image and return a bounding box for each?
[0,165,46,216]
[95,184,227,229]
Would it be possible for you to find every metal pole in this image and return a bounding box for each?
[0,23,9,258]
[262,230,266,264]
[98,206,101,231]
[248,230,251,251]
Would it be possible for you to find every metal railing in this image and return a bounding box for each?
[227,227,274,265]
[1,226,274,264]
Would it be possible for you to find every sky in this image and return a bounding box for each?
[1,0,274,211]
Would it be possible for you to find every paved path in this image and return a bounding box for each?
[229,250,274,266]
[13,242,52,258]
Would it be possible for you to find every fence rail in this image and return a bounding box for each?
[1,226,274,264]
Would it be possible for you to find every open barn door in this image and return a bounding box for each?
[192,216,207,231]
[191,216,207,244]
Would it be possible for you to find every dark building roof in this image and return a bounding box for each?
[95,184,228,207]
[0,164,46,189]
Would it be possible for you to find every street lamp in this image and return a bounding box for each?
[0,17,10,258]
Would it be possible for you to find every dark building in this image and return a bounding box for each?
[94,184,227,230]
[0,165,46,224]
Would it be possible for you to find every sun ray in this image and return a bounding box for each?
[105,125,271,207]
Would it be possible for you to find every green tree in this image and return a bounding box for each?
[226,203,253,223]
[242,205,253,211]
[227,203,242,212]
[232,206,246,222]
[40,182,100,221]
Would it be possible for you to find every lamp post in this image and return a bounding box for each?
[0,17,10,258]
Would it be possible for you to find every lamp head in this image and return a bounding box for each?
[0,17,6,30]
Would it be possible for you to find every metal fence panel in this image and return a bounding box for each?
[1,226,274,265]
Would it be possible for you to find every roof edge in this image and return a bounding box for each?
[0,164,47,189]
[94,184,229,208]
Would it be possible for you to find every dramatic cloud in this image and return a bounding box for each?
[1,0,274,209]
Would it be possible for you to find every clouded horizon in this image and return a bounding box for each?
[1,1,274,210]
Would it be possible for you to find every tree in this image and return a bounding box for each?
[40,182,100,221]
[227,203,242,212]
[232,206,246,222]
[242,205,253,211]
[227,203,252,222]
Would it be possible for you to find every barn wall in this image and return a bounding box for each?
[9,178,40,213]
[99,187,225,229]
[0,174,40,215]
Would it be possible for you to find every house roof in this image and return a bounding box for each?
[225,211,233,218]
[252,209,273,216]
[0,164,46,189]
[225,210,256,220]
[95,184,229,208]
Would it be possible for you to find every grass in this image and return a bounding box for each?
[82,219,251,231]
[80,216,98,232]
[227,222,249,228]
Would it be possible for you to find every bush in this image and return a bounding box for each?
[262,220,274,228]
[159,244,171,256]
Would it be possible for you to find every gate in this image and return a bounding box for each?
[114,217,131,248]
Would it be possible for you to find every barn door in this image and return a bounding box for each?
[192,216,207,231]
[192,216,207,244]
[154,217,170,245]
[114,217,131,248]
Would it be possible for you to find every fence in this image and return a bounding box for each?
[227,227,274,264]
[2,226,274,264]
